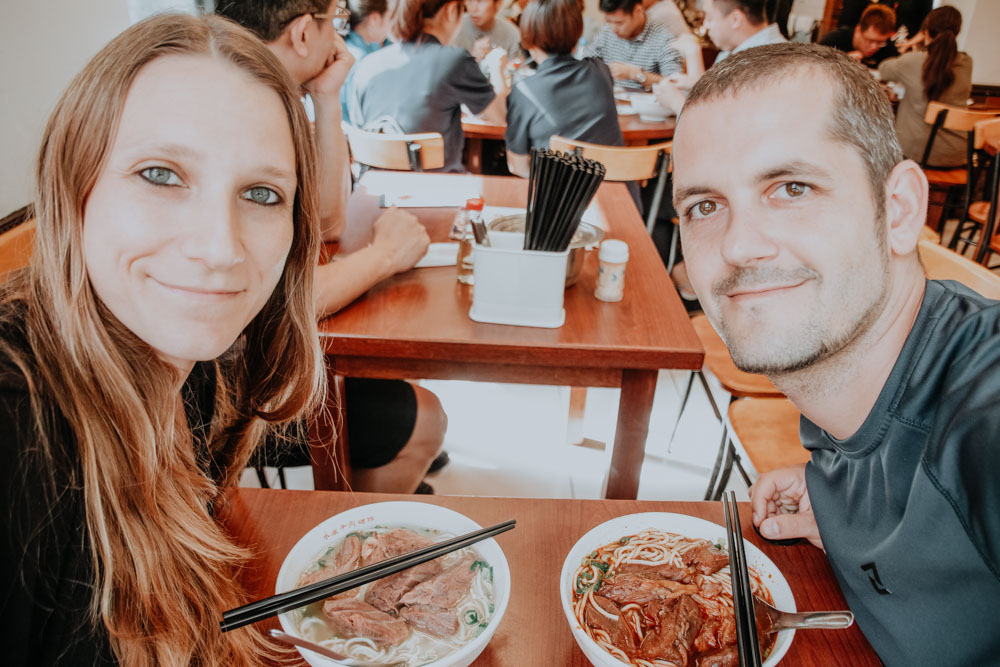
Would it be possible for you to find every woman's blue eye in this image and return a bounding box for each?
[140,167,180,186]
[243,186,281,205]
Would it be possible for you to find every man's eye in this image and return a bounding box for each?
[140,167,181,186]
[243,186,281,205]
[688,200,718,218]
[779,182,810,198]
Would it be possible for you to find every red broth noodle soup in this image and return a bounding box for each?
[571,529,776,667]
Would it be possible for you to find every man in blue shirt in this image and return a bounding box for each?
[672,42,1000,665]
[340,0,391,121]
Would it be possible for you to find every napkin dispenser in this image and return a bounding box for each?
[469,231,568,328]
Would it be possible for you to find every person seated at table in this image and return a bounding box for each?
[581,0,683,91]
[339,0,392,122]
[504,0,623,178]
[218,0,448,494]
[347,0,508,173]
[878,5,973,168]
[641,0,704,78]
[838,0,932,45]
[652,0,786,114]
[452,0,523,63]
[820,4,898,67]
[0,14,326,665]
[672,41,1000,665]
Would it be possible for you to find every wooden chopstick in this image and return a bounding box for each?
[219,519,516,633]
[724,492,762,666]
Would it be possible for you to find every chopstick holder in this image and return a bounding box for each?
[724,491,762,667]
[219,519,516,633]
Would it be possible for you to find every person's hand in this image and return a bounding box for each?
[652,79,685,114]
[303,30,355,101]
[472,36,493,62]
[847,50,864,62]
[750,464,825,550]
[608,62,641,81]
[665,72,698,93]
[370,207,431,275]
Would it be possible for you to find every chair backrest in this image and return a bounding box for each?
[548,136,671,182]
[973,117,1000,151]
[918,239,1000,299]
[0,218,36,282]
[921,103,1000,168]
[342,123,445,171]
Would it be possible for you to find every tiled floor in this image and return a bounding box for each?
[243,367,754,502]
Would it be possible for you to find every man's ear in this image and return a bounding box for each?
[285,13,315,59]
[883,159,928,257]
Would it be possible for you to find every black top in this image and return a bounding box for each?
[803,280,1000,666]
[0,308,219,666]
[820,26,899,67]
[837,0,934,37]
[347,34,496,173]
[505,54,624,155]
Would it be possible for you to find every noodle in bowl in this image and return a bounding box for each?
[275,502,511,667]
[560,513,796,667]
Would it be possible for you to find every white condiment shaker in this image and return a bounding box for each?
[595,239,629,302]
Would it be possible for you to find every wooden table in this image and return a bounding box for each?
[461,115,675,172]
[223,488,880,666]
[323,172,702,499]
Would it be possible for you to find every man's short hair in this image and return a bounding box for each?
[520,0,583,55]
[858,4,896,34]
[216,0,331,42]
[599,0,641,15]
[682,42,904,220]
[711,0,767,26]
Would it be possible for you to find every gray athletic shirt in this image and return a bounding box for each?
[802,279,1000,666]
[347,35,496,173]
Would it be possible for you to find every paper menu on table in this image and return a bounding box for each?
[374,173,484,208]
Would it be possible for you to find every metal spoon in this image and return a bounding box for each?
[269,629,406,667]
[754,597,854,634]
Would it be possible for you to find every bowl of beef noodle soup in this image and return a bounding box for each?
[560,513,796,667]
[276,502,511,667]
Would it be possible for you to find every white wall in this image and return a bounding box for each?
[0,0,131,217]
[946,0,1000,85]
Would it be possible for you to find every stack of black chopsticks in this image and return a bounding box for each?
[723,491,763,667]
[219,519,515,633]
[524,148,605,252]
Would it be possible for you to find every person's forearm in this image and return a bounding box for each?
[314,245,395,318]
[311,95,352,242]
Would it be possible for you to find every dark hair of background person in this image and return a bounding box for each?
[348,0,388,29]
[388,0,461,42]
[681,42,904,223]
[766,0,793,38]
[712,0,767,26]
[520,0,583,54]
[216,0,330,42]
[598,0,641,15]
[920,5,962,102]
[858,4,896,34]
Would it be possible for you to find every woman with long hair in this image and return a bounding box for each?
[878,5,973,166]
[1,13,325,666]
[346,0,508,172]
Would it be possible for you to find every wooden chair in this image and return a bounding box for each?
[0,217,36,282]
[918,239,1000,299]
[727,397,810,477]
[670,314,784,500]
[342,123,445,172]
[963,119,1000,267]
[548,136,674,262]
[919,102,1000,239]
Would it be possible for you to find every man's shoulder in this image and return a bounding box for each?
[819,26,850,48]
[642,19,676,44]
[492,17,520,41]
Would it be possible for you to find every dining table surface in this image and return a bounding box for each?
[323,171,703,500]
[461,114,676,145]
[223,487,881,666]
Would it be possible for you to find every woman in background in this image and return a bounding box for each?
[347,0,508,172]
[1,13,324,665]
[504,0,624,178]
[878,5,973,167]
[340,0,392,122]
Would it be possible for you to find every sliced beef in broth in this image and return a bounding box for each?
[686,543,730,576]
[637,595,702,663]
[321,598,411,647]
[598,573,697,606]
[365,560,443,614]
[696,646,739,667]
[617,561,696,584]
[361,528,435,566]
[399,605,460,638]
[298,534,363,587]
[400,554,477,608]
[584,595,638,657]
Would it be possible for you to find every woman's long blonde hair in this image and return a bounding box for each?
[7,13,325,666]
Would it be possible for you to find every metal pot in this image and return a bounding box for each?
[486,214,604,287]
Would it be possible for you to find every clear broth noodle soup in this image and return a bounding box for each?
[293,525,496,665]
[572,528,775,666]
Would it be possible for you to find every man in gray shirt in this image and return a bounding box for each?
[673,42,999,665]
[451,0,523,61]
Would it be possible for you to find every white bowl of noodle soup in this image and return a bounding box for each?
[560,512,796,667]
[275,501,511,667]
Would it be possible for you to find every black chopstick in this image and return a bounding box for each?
[724,492,762,666]
[219,519,516,633]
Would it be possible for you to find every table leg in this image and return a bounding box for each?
[605,369,657,499]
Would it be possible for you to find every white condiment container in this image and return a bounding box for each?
[594,239,629,303]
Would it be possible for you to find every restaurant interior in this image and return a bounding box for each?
[3,0,999,665]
